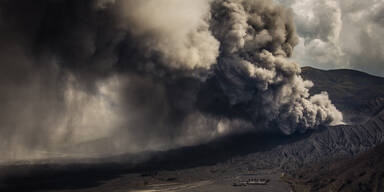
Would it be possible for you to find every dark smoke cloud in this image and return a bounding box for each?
[209,0,342,134]
[0,0,342,161]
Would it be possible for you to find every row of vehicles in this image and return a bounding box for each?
[233,178,270,187]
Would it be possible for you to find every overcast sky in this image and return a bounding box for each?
[276,0,384,77]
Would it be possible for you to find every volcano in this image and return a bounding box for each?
[1,67,384,192]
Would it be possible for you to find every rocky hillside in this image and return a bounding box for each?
[285,139,384,192]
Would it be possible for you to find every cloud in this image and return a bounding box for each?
[117,0,220,74]
[277,0,384,77]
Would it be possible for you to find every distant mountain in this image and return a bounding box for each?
[301,66,384,123]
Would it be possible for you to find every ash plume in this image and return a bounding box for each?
[0,0,342,161]
[209,0,343,134]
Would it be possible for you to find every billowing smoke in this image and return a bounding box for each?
[209,0,343,134]
[0,0,342,161]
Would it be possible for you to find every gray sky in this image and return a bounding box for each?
[276,0,384,77]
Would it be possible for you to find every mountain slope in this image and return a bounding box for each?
[302,67,384,123]
[285,138,384,192]
[276,67,384,191]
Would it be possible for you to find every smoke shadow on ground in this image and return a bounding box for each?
[0,127,320,192]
